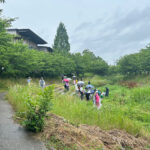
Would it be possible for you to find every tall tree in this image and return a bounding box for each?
[53,22,70,53]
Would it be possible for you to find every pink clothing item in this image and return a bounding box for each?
[95,93,100,103]
[73,80,76,84]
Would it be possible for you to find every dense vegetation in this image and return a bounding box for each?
[0,15,108,78]
[7,75,150,140]
[7,83,54,132]
[117,46,150,75]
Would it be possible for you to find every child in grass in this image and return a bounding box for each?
[65,81,69,91]
[95,91,101,109]
[85,88,91,101]
[27,77,31,86]
[39,77,45,88]
[79,85,84,100]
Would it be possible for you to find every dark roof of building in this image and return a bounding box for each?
[37,46,53,52]
[7,28,47,44]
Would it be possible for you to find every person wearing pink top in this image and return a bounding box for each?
[95,91,100,109]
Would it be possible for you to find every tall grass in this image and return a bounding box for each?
[7,78,150,140]
[52,93,150,140]
[0,78,26,90]
[7,84,41,114]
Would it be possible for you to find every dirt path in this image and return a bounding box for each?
[0,92,47,150]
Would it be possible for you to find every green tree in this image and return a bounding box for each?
[108,65,119,75]
[117,53,141,75]
[0,16,14,75]
[90,57,109,75]
[72,53,86,76]
[53,22,70,53]
[139,47,150,74]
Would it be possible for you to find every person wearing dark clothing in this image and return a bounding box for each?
[79,86,84,100]
[85,88,91,101]
[65,81,69,91]
[98,90,101,96]
[105,87,109,96]
[86,93,90,100]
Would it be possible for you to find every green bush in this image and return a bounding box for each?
[24,85,54,132]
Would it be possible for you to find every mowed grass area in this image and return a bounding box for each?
[6,75,150,140]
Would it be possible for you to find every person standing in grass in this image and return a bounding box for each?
[76,78,78,84]
[105,87,109,96]
[80,85,84,100]
[85,87,91,101]
[75,83,79,94]
[65,81,69,91]
[95,91,100,109]
[93,90,96,105]
[72,75,76,85]
[27,77,32,86]
[98,89,101,96]
[39,77,45,88]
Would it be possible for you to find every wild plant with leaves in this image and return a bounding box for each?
[24,85,54,132]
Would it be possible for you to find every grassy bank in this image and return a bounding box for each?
[7,78,150,140]
[52,85,150,140]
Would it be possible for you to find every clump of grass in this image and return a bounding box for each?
[7,84,41,115]
[0,78,27,90]
[130,86,150,103]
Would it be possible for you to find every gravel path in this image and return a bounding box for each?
[0,92,47,150]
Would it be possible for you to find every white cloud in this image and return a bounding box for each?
[71,7,150,64]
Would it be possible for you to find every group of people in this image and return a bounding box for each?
[62,75,109,110]
[27,75,109,110]
[76,81,109,109]
[27,77,46,88]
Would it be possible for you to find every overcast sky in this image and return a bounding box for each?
[1,0,150,64]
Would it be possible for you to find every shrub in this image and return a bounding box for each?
[23,85,54,132]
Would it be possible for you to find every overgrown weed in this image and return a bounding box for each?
[7,76,150,139]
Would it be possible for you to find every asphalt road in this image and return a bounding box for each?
[0,92,47,150]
